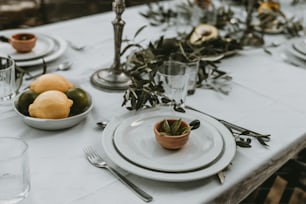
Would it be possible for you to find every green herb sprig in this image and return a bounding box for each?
[159,119,190,136]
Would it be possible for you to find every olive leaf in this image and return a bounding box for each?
[159,119,190,136]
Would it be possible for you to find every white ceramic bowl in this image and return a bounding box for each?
[12,89,93,130]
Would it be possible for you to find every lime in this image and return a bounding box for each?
[17,90,38,116]
[65,88,90,115]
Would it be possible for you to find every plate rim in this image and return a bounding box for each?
[286,38,306,61]
[102,107,237,182]
[113,111,224,172]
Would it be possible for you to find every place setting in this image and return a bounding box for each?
[101,105,237,182]
[0,31,68,67]
[88,0,273,186]
[99,58,270,183]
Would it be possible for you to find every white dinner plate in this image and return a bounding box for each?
[15,35,67,67]
[102,107,236,182]
[286,38,306,61]
[0,34,55,61]
[113,110,224,172]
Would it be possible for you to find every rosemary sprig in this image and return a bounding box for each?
[230,129,271,148]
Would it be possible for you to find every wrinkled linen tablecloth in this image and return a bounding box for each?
[1,1,306,203]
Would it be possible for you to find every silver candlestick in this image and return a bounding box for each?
[91,0,131,90]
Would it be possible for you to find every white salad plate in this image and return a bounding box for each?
[15,35,68,67]
[0,34,55,61]
[102,107,236,182]
[113,110,224,172]
[286,38,306,61]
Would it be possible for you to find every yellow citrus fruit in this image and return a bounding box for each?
[65,88,90,115]
[258,2,280,13]
[17,90,38,116]
[30,73,74,94]
[29,90,73,119]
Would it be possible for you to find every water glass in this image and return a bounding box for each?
[156,61,189,106]
[0,137,30,204]
[187,61,200,95]
[0,56,16,104]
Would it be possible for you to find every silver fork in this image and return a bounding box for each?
[83,146,153,202]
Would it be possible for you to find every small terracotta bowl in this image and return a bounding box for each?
[10,33,37,53]
[154,119,191,150]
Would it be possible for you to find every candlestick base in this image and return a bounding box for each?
[90,68,131,91]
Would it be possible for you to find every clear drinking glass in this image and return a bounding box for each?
[0,56,16,104]
[0,137,30,204]
[156,61,189,107]
[187,61,200,95]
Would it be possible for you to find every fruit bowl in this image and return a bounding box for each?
[12,89,93,130]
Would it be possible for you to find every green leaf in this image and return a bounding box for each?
[171,119,182,135]
[134,25,147,39]
[161,119,171,133]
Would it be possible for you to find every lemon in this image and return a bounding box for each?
[30,73,74,94]
[29,90,73,119]
[258,2,280,13]
[17,90,38,116]
[65,88,90,115]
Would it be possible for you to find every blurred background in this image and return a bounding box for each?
[0,0,160,30]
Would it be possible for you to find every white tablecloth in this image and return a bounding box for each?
[1,1,306,204]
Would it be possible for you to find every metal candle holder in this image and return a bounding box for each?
[91,0,131,90]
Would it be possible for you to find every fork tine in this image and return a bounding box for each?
[83,146,93,160]
[84,146,99,161]
[90,146,99,156]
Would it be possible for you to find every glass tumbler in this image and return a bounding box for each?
[156,61,189,107]
[186,61,200,95]
[0,56,16,104]
[0,137,30,204]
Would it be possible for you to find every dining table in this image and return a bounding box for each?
[0,0,306,203]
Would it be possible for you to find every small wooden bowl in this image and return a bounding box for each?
[154,119,191,150]
[10,33,37,53]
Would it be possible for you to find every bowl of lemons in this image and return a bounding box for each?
[13,73,93,130]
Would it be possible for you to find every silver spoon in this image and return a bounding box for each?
[56,61,72,71]
[96,121,108,129]
[67,40,86,51]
